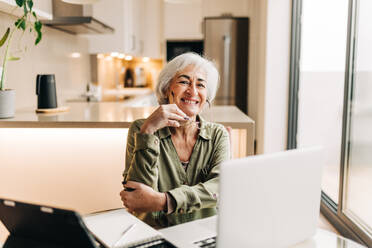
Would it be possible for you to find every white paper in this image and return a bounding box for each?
[83,208,162,248]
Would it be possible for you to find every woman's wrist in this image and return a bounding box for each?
[155,192,167,212]
[140,122,155,134]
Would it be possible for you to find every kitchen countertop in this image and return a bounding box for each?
[0,102,255,155]
[0,102,254,129]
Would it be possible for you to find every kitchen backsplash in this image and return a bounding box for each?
[0,11,90,109]
[94,54,163,101]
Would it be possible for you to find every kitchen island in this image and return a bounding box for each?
[0,102,255,156]
[0,102,254,239]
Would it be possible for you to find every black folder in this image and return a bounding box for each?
[0,198,100,248]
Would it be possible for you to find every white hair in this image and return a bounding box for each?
[155,53,219,105]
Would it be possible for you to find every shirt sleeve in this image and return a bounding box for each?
[165,192,176,215]
[167,126,230,214]
[123,120,159,189]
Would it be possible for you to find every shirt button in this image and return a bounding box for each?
[154,139,159,145]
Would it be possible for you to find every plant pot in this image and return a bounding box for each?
[0,89,15,119]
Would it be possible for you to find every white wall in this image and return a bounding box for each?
[261,0,291,153]
[0,11,90,109]
[33,1,52,15]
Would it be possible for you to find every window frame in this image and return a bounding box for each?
[287,0,372,246]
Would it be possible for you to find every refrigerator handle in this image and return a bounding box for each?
[223,35,231,93]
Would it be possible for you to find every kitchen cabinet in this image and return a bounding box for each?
[201,0,251,17]
[0,103,254,232]
[164,0,251,40]
[164,0,203,40]
[123,0,143,56]
[88,0,163,59]
[87,0,125,53]
[124,0,163,58]
[142,0,164,59]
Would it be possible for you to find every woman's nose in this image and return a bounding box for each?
[187,83,198,95]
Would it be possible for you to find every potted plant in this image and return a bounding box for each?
[0,0,42,118]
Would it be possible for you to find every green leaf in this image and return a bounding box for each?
[7,56,20,61]
[26,0,33,10]
[20,19,26,30]
[0,28,10,47]
[15,0,24,7]
[35,30,42,45]
[15,18,25,30]
[34,21,42,32]
[32,11,36,18]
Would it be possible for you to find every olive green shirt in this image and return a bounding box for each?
[123,116,230,227]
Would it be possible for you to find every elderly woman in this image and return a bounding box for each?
[120,53,230,228]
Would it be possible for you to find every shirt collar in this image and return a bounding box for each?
[157,115,212,140]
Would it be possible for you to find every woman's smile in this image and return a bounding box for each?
[181,98,200,104]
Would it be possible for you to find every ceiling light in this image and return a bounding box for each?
[118,53,125,59]
[62,0,100,4]
[125,55,133,61]
[110,52,119,57]
[70,52,81,58]
[142,57,150,62]
[97,54,104,59]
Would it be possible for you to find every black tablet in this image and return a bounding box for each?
[0,198,99,248]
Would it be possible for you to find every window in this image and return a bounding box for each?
[288,0,372,246]
[342,0,372,237]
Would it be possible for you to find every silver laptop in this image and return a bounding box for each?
[161,147,325,248]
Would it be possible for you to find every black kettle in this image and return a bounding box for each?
[36,74,57,109]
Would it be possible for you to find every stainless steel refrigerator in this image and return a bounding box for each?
[203,17,249,113]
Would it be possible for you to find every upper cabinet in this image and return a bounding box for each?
[164,0,250,40]
[164,0,203,40]
[86,0,125,54]
[88,0,163,59]
[142,0,164,59]
[201,0,251,17]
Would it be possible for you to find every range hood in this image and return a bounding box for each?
[41,0,114,35]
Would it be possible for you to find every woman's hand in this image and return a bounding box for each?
[120,181,167,213]
[140,104,189,134]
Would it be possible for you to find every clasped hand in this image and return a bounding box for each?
[120,181,166,213]
[140,104,190,134]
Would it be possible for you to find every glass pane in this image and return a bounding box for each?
[343,0,372,233]
[297,0,349,204]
